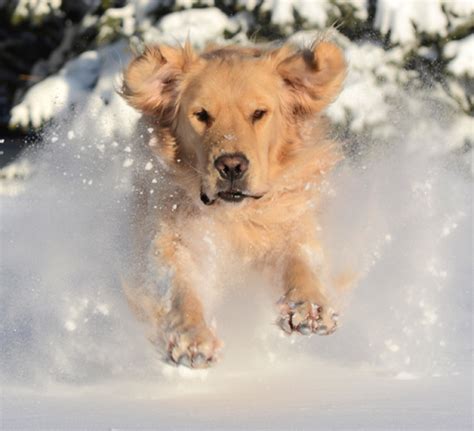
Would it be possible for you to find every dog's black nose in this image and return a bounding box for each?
[214,153,249,181]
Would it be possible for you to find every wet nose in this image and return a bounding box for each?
[214,153,249,181]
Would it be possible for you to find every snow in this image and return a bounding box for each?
[12,0,61,24]
[0,159,31,196]
[328,73,390,134]
[264,0,295,27]
[444,34,474,77]
[294,0,332,27]
[96,0,166,43]
[97,4,137,42]
[375,0,447,45]
[10,50,101,129]
[347,0,369,21]
[242,0,366,29]
[446,0,474,15]
[259,0,332,28]
[147,8,236,47]
[123,158,134,167]
[9,40,140,138]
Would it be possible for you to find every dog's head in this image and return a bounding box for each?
[122,41,345,206]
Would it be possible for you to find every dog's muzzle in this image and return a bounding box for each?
[200,153,264,205]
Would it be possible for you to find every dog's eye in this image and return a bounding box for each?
[252,109,267,122]
[194,109,210,123]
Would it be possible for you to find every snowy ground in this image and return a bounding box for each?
[2,366,471,430]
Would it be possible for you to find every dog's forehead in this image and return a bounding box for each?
[186,58,280,102]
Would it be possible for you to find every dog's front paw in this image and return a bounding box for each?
[277,299,338,336]
[166,324,221,369]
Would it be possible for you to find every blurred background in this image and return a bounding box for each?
[0,0,472,170]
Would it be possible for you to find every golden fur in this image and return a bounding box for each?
[121,39,347,368]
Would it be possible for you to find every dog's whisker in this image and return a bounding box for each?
[181,160,206,176]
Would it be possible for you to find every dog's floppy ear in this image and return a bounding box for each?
[275,41,346,116]
[122,43,199,125]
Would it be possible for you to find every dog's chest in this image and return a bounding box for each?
[212,207,305,262]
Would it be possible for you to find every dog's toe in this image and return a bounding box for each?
[297,322,312,335]
[177,353,192,367]
[278,315,292,334]
[191,352,208,368]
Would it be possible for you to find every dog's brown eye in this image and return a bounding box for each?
[252,109,267,122]
[194,109,210,123]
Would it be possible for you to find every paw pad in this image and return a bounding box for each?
[166,327,221,369]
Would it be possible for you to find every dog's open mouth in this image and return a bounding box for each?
[201,190,263,205]
[218,190,264,203]
[218,191,246,202]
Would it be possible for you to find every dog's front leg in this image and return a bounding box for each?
[277,242,338,336]
[165,281,221,368]
[136,228,221,368]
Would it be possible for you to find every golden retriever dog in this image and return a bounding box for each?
[121,38,346,369]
